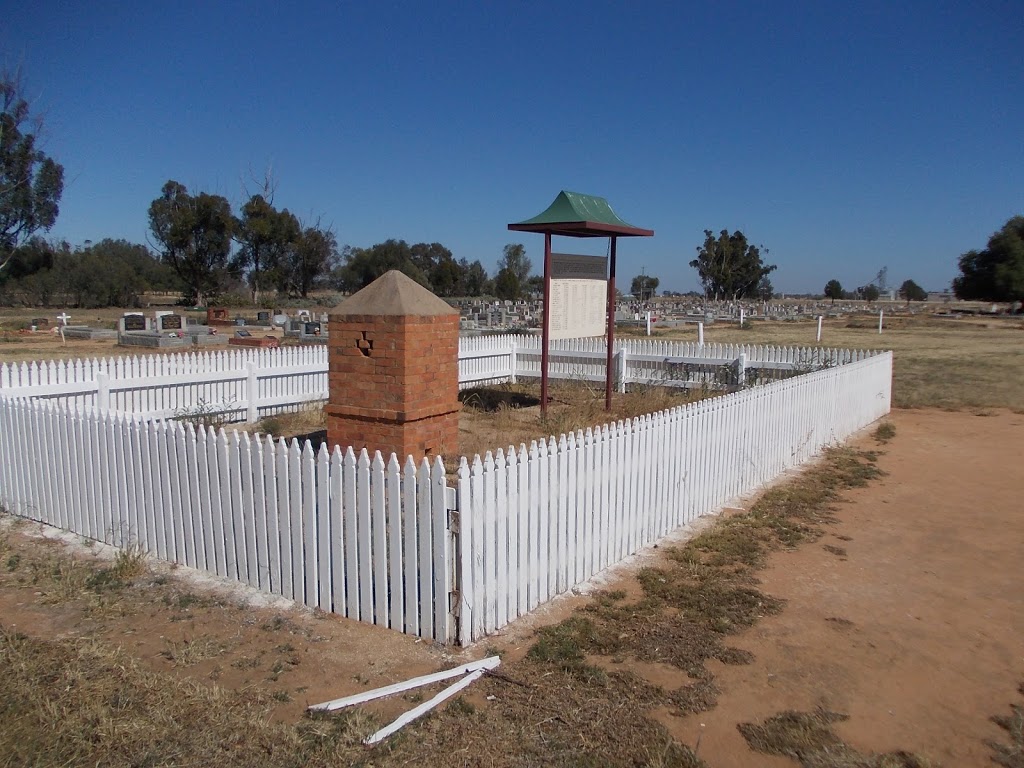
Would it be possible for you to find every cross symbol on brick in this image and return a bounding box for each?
[356,331,373,357]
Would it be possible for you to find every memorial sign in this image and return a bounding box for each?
[548,253,607,340]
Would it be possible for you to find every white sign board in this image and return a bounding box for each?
[548,254,607,340]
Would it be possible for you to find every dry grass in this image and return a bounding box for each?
[988,683,1024,768]
[872,421,896,443]
[161,634,232,666]
[0,624,388,768]
[737,708,933,767]
[458,378,716,461]
[646,314,1024,412]
[0,526,149,613]
[255,404,327,443]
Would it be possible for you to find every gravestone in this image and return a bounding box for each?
[256,311,271,325]
[304,321,321,335]
[121,314,148,332]
[206,307,230,325]
[158,313,183,331]
[235,329,252,338]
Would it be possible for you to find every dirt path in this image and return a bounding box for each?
[655,408,1024,766]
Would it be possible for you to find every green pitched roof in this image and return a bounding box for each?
[509,190,653,238]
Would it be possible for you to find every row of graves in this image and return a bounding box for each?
[452,298,539,333]
[447,296,861,335]
[116,312,229,349]
[207,307,330,344]
[281,311,330,345]
[622,298,887,329]
[55,307,332,350]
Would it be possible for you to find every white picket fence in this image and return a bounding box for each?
[459,335,872,391]
[0,398,455,641]
[0,336,876,418]
[0,341,893,645]
[0,346,327,421]
[453,351,893,643]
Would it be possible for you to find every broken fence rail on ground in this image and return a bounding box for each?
[309,656,501,744]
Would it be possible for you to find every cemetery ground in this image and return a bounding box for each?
[0,311,1022,766]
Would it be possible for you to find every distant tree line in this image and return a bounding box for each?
[821,278,926,304]
[0,238,182,308]
[2,174,541,308]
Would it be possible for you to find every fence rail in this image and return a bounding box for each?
[1,336,877,418]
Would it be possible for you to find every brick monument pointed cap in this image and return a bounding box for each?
[335,270,456,316]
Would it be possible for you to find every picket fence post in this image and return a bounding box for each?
[96,371,110,412]
[246,362,258,423]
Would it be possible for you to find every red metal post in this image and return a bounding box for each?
[605,236,617,411]
[541,232,552,416]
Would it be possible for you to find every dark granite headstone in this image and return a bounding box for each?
[304,322,321,335]
[256,311,270,324]
[160,314,183,330]
[123,314,147,331]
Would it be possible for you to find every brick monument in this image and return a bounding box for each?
[326,270,461,460]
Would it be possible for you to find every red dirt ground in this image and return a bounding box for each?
[652,408,1024,765]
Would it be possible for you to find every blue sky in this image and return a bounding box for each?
[3,1,1021,294]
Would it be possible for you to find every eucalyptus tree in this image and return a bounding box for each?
[148,180,236,306]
